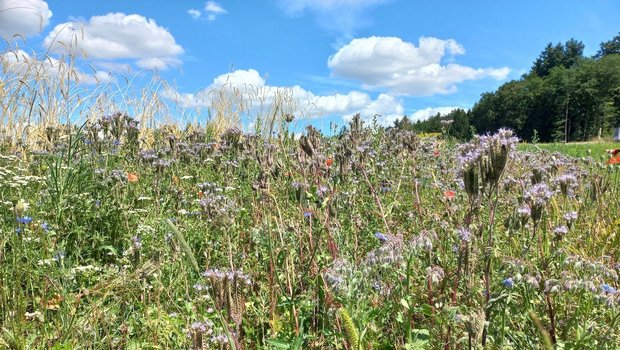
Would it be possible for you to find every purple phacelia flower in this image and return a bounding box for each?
[553,225,569,236]
[456,227,471,242]
[131,236,142,250]
[525,183,554,207]
[517,205,531,218]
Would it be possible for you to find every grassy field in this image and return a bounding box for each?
[519,141,619,159]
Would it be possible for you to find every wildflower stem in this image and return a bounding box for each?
[545,294,557,344]
[360,165,392,236]
[481,185,500,346]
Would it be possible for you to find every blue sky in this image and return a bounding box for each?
[1,0,619,132]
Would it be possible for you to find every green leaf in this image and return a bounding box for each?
[266,339,291,349]
[412,328,430,341]
[405,329,431,350]
[418,304,433,317]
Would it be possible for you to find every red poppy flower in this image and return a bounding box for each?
[433,149,440,157]
[607,150,620,165]
[127,172,139,183]
[444,190,455,200]
[326,158,333,167]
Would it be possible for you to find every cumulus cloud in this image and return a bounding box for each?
[188,1,227,21]
[43,13,183,70]
[210,68,265,88]
[0,49,113,85]
[162,68,405,125]
[0,0,52,38]
[93,61,132,74]
[410,106,462,122]
[328,36,510,96]
[343,93,404,126]
[278,0,389,37]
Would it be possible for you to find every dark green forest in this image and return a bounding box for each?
[395,33,620,142]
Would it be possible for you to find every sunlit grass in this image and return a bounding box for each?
[519,141,619,158]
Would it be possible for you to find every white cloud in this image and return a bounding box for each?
[189,1,227,21]
[343,93,404,126]
[211,68,265,88]
[328,36,510,96]
[0,0,52,38]
[43,13,183,70]
[410,106,461,122]
[278,0,389,37]
[205,1,227,14]
[162,68,404,125]
[94,61,131,74]
[188,9,201,19]
[0,49,113,85]
[487,67,511,80]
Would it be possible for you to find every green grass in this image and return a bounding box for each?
[519,141,619,158]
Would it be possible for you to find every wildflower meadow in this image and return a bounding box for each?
[0,11,619,348]
[1,108,619,349]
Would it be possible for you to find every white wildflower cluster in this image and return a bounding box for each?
[0,159,45,189]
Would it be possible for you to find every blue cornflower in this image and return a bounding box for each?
[502,278,514,288]
[374,232,388,243]
[303,211,312,218]
[16,216,33,224]
[601,284,617,294]
[41,222,52,232]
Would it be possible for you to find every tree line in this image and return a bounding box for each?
[394,33,620,142]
